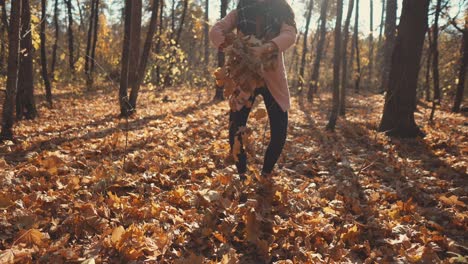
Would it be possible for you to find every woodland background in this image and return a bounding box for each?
[0,0,467,263]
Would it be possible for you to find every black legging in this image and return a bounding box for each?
[229,87,288,175]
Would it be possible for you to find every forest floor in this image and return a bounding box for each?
[0,84,467,263]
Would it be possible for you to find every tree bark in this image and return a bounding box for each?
[339,0,355,116]
[1,0,22,140]
[353,0,361,93]
[129,0,160,110]
[41,0,53,107]
[0,0,8,75]
[66,0,75,74]
[368,0,374,89]
[429,0,442,122]
[424,31,432,101]
[326,0,344,130]
[89,0,100,82]
[155,0,164,85]
[307,0,329,102]
[85,0,96,86]
[16,0,37,121]
[378,0,429,138]
[128,0,142,94]
[452,13,468,113]
[119,0,133,116]
[379,0,397,93]
[213,0,228,101]
[299,0,314,89]
[204,0,210,65]
[51,0,59,80]
[0,0,7,29]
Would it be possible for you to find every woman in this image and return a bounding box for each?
[210,0,297,179]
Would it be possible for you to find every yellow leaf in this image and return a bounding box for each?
[111,226,125,245]
[16,229,48,248]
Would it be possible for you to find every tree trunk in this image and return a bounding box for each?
[66,0,75,74]
[424,31,432,101]
[89,0,100,87]
[368,0,374,89]
[204,0,210,65]
[0,0,7,30]
[1,0,22,140]
[85,0,96,86]
[155,0,164,85]
[339,0,355,116]
[307,0,329,102]
[429,0,442,122]
[16,0,37,121]
[41,0,53,108]
[129,0,160,110]
[379,0,397,93]
[299,0,314,89]
[353,0,361,93]
[51,0,59,80]
[119,0,133,116]
[128,0,142,95]
[378,0,385,45]
[452,14,468,113]
[213,0,228,101]
[378,0,429,138]
[326,0,343,131]
[0,0,8,76]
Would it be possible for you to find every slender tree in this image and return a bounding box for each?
[17,0,37,120]
[51,0,59,80]
[378,0,385,45]
[85,0,97,87]
[119,0,134,116]
[1,0,22,140]
[424,31,432,101]
[368,0,374,88]
[128,0,142,93]
[0,0,8,75]
[429,0,443,121]
[204,0,210,65]
[339,0,355,116]
[353,0,361,92]
[378,0,430,138]
[89,0,100,87]
[213,0,229,101]
[155,0,164,84]
[307,0,329,102]
[41,0,53,107]
[0,0,7,29]
[452,11,468,113]
[66,0,75,74]
[327,0,344,130]
[379,0,397,93]
[130,0,160,109]
[299,0,314,89]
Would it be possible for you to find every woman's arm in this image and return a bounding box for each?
[270,23,297,52]
[209,10,238,48]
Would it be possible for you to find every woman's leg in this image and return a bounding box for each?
[260,88,288,175]
[229,98,255,174]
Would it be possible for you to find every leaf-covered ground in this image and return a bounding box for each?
[0,85,467,263]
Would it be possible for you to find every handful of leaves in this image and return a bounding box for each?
[214,33,278,111]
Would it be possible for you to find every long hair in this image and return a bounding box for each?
[236,0,296,40]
